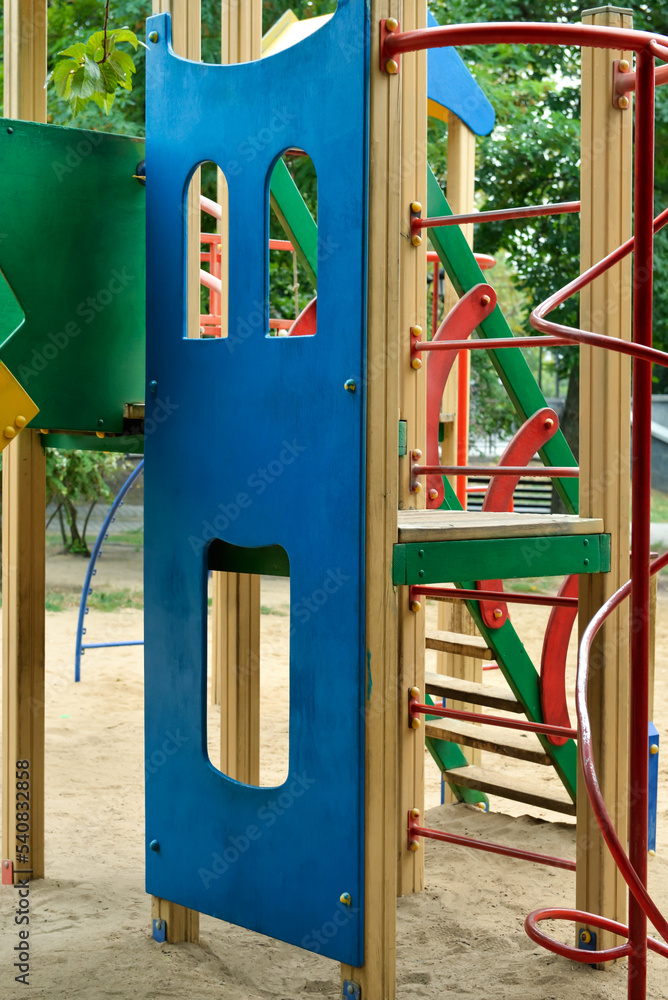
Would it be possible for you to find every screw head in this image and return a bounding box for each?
[410,808,420,819]
[410,600,421,613]
[411,717,421,729]
[344,378,357,393]
[385,17,398,31]
[7,127,13,134]
[4,425,16,439]
[340,892,352,906]
[409,838,420,852]
[411,234,422,247]
[411,357,422,370]
[544,418,554,428]
[3,860,8,868]
[15,415,27,428]
[411,201,422,214]
[347,987,354,996]
[411,482,422,494]
[97,418,104,427]
[493,608,503,619]
[649,848,656,857]
[411,449,422,461]
[96,431,105,439]
[149,379,158,394]
[650,743,659,755]
[411,325,423,337]
[579,930,591,944]
[385,58,399,75]
[480,294,491,306]
[618,95,630,110]
[149,839,160,853]
[409,686,420,699]
[149,30,159,42]
[619,59,630,73]
[428,488,439,500]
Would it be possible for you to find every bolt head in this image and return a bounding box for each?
[410,600,421,613]
[544,418,554,428]
[385,58,399,75]
[149,30,159,42]
[428,488,439,500]
[411,201,422,214]
[385,17,398,31]
[340,892,352,906]
[149,839,160,853]
[411,325,423,337]
[411,449,422,461]
[15,415,26,428]
[3,860,8,868]
[410,808,420,819]
[411,482,422,494]
[409,686,420,699]
[409,839,420,853]
[493,608,503,619]
[411,717,421,729]
[411,357,422,370]
[344,379,357,393]
[480,294,491,306]
[411,234,422,247]
[650,744,659,755]
[618,95,630,110]
[96,431,105,439]
[619,59,630,73]
[649,848,656,857]
[4,425,16,439]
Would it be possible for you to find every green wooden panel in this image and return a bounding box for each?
[269,158,318,283]
[426,167,579,514]
[393,532,610,585]
[0,118,145,434]
[42,432,144,454]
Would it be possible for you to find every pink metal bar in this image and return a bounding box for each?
[413,464,578,477]
[408,812,575,872]
[410,697,577,740]
[410,585,578,609]
[413,200,580,232]
[614,60,668,96]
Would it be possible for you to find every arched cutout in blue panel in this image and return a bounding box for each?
[185,160,229,339]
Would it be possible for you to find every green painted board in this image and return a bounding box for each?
[269,158,318,283]
[393,533,611,585]
[426,167,579,514]
[0,118,145,436]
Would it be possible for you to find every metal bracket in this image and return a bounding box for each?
[612,58,633,110]
[342,980,361,999]
[379,19,401,75]
[578,928,597,952]
[2,860,14,885]
[152,918,166,943]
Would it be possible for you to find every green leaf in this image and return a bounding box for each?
[85,30,106,60]
[91,89,116,114]
[58,42,86,61]
[107,48,136,80]
[108,27,139,50]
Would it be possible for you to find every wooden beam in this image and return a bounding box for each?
[340,0,401,992]
[1,0,47,886]
[437,117,481,797]
[576,5,633,958]
[396,0,427,898]
[151,0,201,942]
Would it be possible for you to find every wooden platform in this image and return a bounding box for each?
[397,509,605,544]
[424,671,522,714]
[443,764,576,816]
[424,717,552,765]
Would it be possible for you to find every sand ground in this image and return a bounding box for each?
[0,543,666,999]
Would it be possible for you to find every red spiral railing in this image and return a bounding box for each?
[383,20,668,998]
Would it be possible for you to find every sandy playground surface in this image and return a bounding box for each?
[0,542,667,999]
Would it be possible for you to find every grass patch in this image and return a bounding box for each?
[261,605,289,616]
[42,587,143,612]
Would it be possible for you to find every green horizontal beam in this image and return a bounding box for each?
[392,532,610,585]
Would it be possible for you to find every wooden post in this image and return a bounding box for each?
[151,0,201,942]
[340,0,401,993]
[577,5,633,956]
[209,0,262,785]
[396,0,427,897]
[1,0,47,886]
[437,116,481,796]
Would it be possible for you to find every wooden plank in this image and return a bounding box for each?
[151,0,201,942]
[425,629,493,659]
[424,718,552,764]
[576,6,632,957]
[396,0,427,899]
[218,572,260,784]
[397,509,604,542]
[435,603,483,790]
[444,765,576,816]
[425,671,522,713]
[340,0,401,992]
[1,0,47,885]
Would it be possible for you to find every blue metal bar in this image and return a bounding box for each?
[74,459,144,681]
[82,641,145,650]
[649,723,659,854]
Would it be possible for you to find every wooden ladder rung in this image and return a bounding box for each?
[425,628,494,660]
[424,717,552,764]
[443,764,576,816]
[424,671,522,714]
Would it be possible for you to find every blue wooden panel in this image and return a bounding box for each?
[649,722,659,854]
[144,3,368,966]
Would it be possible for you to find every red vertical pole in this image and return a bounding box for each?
[432,260,439,333]
[456,352,468,507]
[628,49,654,1000]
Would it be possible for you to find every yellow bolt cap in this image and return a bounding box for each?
[96,431,105,439]
[480,294,491,306]
[14,415,27,428]
[411,357,422,370]
[493,608,503,619]
[4,425,16,439]
[619,59,630,72]
[411,201,422,214]
[411,325,423,337]
[409,686,420,699]
[618,95,630,110]
[410,808,420,819]
[411,717,421,729]
[411,482,422,493]
[544,418,554,428]
[385,17,398,31]
[411,449,422,460]
[649,849,656,857]
[650,744,659,755]
[409,839,420,853]
[411,234,422,247]
[428,488,439,500]
[385,58,399,75]
[410,600,421,613]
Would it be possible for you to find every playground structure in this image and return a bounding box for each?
[0,3,667,999]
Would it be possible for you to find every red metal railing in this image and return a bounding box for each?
[386,20,668,997]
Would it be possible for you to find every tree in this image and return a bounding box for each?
[45,450,127,555]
